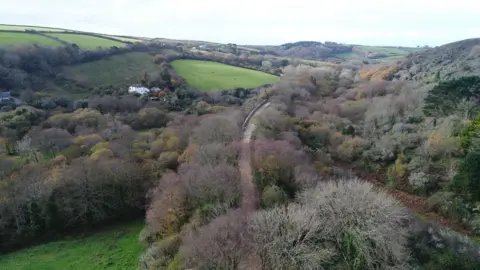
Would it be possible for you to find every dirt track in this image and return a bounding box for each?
[239,102,269,211]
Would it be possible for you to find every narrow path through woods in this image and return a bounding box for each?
[239,101,270,211]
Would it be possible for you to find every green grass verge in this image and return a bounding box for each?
[0,24,66,32]
[171,59,279,91]
[62,52,157,88]
[0,221,144,270]
[0,32,63,47]
[47,33,126,50]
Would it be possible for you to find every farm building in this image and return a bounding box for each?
[128,85,150,95]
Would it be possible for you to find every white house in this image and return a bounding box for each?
[128,85,150,95]
[0,91,12,101]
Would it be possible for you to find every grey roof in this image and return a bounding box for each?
[0,91,11,99]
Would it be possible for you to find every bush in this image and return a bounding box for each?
[336,136,364,161]
[409,172,431,193]
[423,76,480,117]
[452,151,480,201]
[140,234,182,270]
[428,192,470,222]
[261,185,287,208]
[181,211,248,269]
[248,179,411,269]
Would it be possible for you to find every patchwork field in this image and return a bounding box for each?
[62,52,157,88]
[335,45,425,60]
[0,221,144,270]
[47,33,126,50]
[171,60,280,91]
[0,24,66,32]
[0,32,63,47]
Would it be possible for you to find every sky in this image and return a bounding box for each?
[1,0,479,47]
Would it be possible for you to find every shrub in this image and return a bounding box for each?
[191,116,240,145]
[451,151,480,201]
[428,192,470,222]
[146,173,186,237]
[181,211,248,269]
[140,234,182,270]
[423,76,480,117]
[409,172,431,193]
[178,162,241,208]
[261,185,287,208]
[248,179,411,269]
[336,136,364,161]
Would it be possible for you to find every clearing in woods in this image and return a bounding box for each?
[171,59,280,91]
[0,32,63,47]
[0,221,144,270]
[46,33,126,50]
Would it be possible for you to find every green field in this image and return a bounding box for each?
[171,60,279,91]
[0,32,63,47]
[62,52,157,88]
[106,35,141,43]
[0,24,65,32]
[0,221,144,270]
[334,45,425,60]
[47,33,126,50]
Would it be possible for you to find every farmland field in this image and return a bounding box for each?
[0,24,66,32]
[0,32,63,47]
[62,52,157,88]
[0,221,144,270]
[171,60,279,91]
[106,35,141,42]
[47,33,126,50]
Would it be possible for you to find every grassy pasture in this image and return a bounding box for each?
[171,59,279,91]
[105,35,141,43]
[0,221,144,270]
[0,32,63,47]
[62,52,157,88]
[0,24,66,32]
[46,33,126,50]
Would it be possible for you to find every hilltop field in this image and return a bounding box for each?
[0,24,140,50]
[171,59,280,91]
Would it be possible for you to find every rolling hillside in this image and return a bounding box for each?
[171,59,280,91]
[0,32,63,47]
[394,38,480,82]
[47,33,126,50]
[0,24,138,50]
[246,41,425,61]
[61,52,157,88]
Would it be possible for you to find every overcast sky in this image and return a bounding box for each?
[1,0,479,47]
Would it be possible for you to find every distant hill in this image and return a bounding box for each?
[0,24,144,50]
[394,38,480,82]
[246,41,424,61]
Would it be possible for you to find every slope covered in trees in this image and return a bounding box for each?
[394,38,480,82]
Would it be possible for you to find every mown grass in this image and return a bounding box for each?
[0,32,63,47]
[0,24,65,32]
[47,33,126,50]
[0,221,144,270]
[62,52,157,88]
[171,59,279,91]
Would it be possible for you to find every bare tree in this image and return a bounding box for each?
[178,162,241,207]
[248,179,411,270]
[181,210,250,269]
[191,116,240,145]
